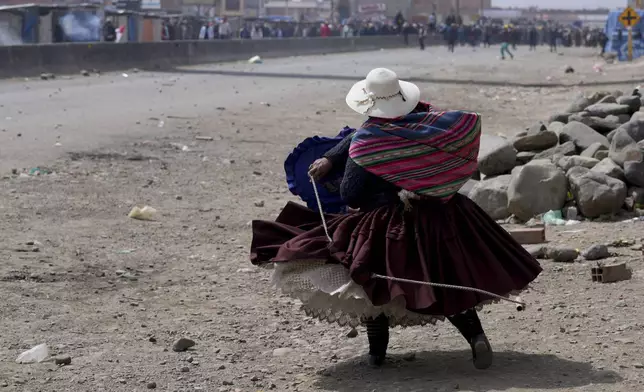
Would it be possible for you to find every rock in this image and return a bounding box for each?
[611,90,624,98]
[533,141,577,160]
[591,158,626,180]
[609,121,644,166]
[625,187,644,210]
[595,150,609,160]
[567,167,627,218]
[54,355,72,366]
[80,69,90,77]
[585,103,631,117]
[581,142,608,159]
[346,328,358,338]
[147,382,157,389]
[458,179,479,197]
[597,95,618,104]
[581,244,610,260]
[564,65,574,74]
[507,161,568,221]
[607,128,619,143]
[469,175,512,220]
[559,121,609,151]
[516,151,536,164]
[273,348,294,357]
[566,93,604,113]
[617,95,641,113]
[402,352,416,361]
[254,200,265,207]
[568,112,590,123]
[524,245,547,259]
[40,73,55,80]
[577,116,621,134]
[513,124,558,151]
[556,156,599,171]
[548,121,566,134]
[181,366,190,373]
[546,246,579,262]
[548,113,570,124]
[478,135,517,176]
[624,160,644,187]
[172,337,196,352]
[563,206,579,220]
[616,114,632,124]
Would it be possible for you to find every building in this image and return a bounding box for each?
[262,0,331,20]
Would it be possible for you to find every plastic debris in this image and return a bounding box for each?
[542,210,580,226]
[128,206,157,221]
[16,343,49,364]
[248,55,263,64]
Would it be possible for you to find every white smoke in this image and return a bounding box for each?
[59,12,101,42]
[0,23,22,46]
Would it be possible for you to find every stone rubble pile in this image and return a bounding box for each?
[465,89,644,222]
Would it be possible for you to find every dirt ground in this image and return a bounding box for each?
[1,44,644,392]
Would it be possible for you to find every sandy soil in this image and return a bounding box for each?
[1,44,644,392]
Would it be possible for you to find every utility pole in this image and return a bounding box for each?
[455,0,460,16]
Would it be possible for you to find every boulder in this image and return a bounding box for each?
[507,161,568,221]
[624,160,644,187]
[548,121,566,134]
[591,158,626,181]
[469,175,512,220]
[568,112,590,123]
[594,150,610,160]
[565,92,607,113]
[546,246,579,262]
[617,95,641,113]
[533,141,576,160]
[631,112,644,122]
[597,95,618,104]
[548,113,570,124]
[516,151,536,164]
[556,156,599,171]
[458,179,479,197]
[565,95,593,113]
[608,120,644,166]
[512,123,558,151]
[611,90,624,98]
[567,167,627,218]
[616,114,632,124]
[581,142,608,159]
[577,116,621,134]
[559,121,610,151]
[581,244,610,260]
[584,103,631,118]
[478,135,517,176]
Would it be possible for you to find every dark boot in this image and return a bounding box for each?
[365,313,389,366]
[447,309,493,370]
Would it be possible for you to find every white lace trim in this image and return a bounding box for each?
[265,260,523,327]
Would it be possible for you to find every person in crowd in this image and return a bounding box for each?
[500,25,514,59]
[218,17,232,39]
[418,23,427,50]
[103,19,116,42]
[528,24,538,51]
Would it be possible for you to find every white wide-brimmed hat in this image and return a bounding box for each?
[345,68,420,119]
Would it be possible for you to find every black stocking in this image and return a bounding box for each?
[365,313,389,357]
[447,309,484,342]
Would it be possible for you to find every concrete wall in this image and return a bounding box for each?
[0,35,431,78]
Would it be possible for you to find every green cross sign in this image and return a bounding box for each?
[620,7,640,28]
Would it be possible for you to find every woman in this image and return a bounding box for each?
[250,68,542,368]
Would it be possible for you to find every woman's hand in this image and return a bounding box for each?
[308,158,332,182]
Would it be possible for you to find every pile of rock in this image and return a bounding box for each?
[466,89,644,222]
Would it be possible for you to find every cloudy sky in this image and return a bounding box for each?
[491,0,624,9]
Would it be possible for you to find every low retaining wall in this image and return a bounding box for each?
[0,35,432,78]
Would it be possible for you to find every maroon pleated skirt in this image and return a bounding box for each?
[250,194,542,321]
